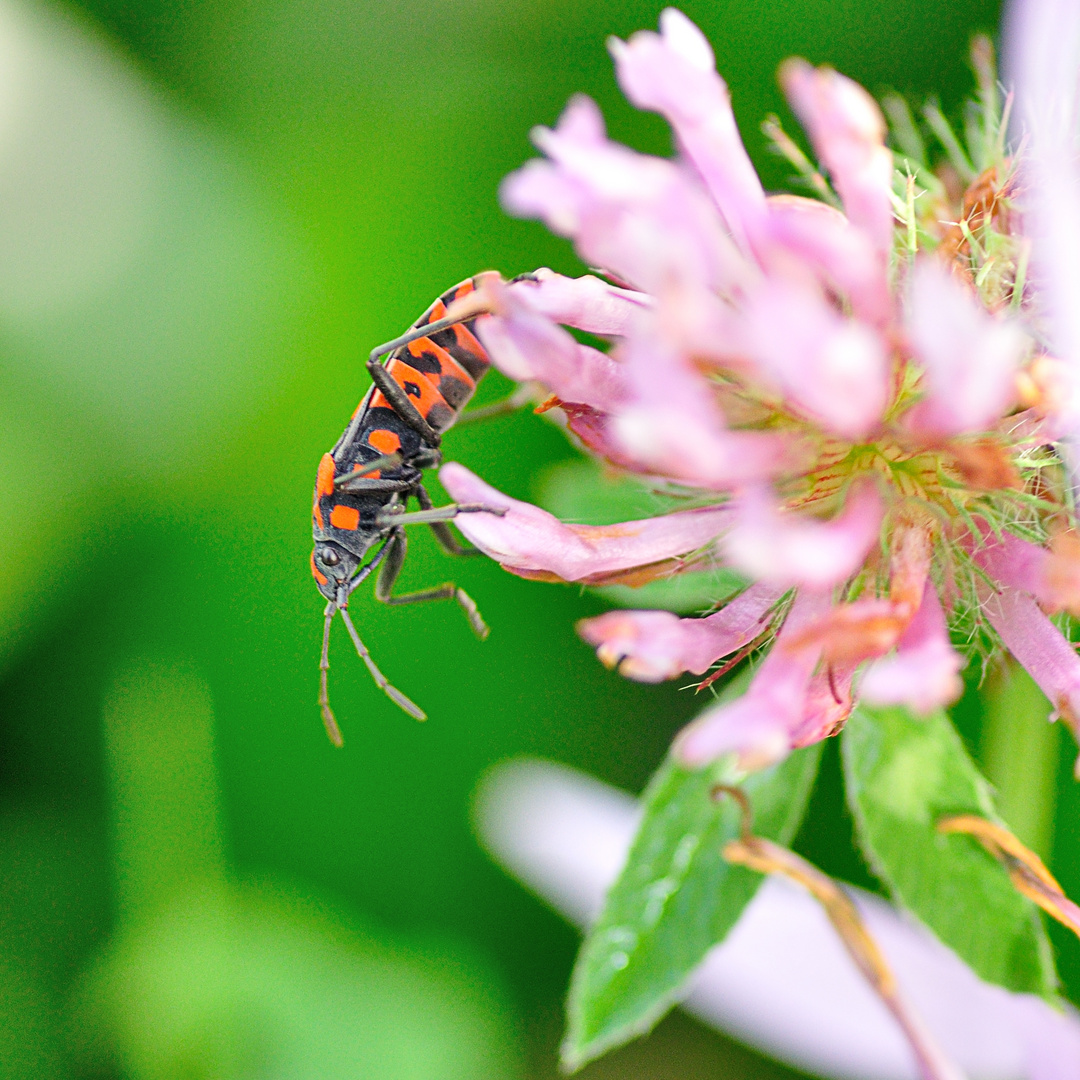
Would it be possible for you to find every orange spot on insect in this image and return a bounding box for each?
[450,320,487,360]
[313,496,325,530]
[310,551,329,586]
[353,462,381,479]
[385,358,447,420]
[368,429,401,455]
[408,337,476,390]
[454,281,475,301]
[330,505,361,530]
[316,453,336,497]
[429,298,447,321]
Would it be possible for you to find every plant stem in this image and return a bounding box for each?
[982,657,1059,861]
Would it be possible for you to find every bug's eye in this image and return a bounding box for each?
[320,546,340,567]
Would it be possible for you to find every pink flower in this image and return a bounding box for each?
[442,8,1079,770]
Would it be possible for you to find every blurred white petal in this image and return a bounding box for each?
[475,758,1080,1080]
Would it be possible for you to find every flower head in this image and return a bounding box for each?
[448,9,1080,771]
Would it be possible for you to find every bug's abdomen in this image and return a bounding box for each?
[367,277,491,434]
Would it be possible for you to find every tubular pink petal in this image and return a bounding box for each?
[1008,0,1080,440]
[860,584,964,714]
[764,195,891,327]
[501,96,748,297]
[475,293,630,413]
[905,260,1027,436]
[723,482,884,590]
[577,582,783,682]
[506,268,652,335]
[612,326,793,488]
[674,590,832,770]
[980,583,1080,752]
[439,463,731,582]
[780,59,894,258]
[610,8,766,250]
[740,280,889,437]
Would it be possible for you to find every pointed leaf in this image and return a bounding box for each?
[562,740,821,1069]
[842,705,1056,996]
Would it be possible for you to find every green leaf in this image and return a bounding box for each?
[842,705,1056,996]
[562,740,822,1070]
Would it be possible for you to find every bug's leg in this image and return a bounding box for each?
[365,357,442,446]
[367,293,495,362]
[415,483,481,557]
[337,603,427,720]
[318,604,345,747]
[375,529,489,639]
[375,501,506,530]
[457,384,534,427]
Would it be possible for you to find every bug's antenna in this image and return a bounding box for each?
[319,602,344,747]
[338,604,427,721]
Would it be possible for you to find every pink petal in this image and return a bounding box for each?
[790,662,858,747]
[905,260,1027,436]
[577,582,783,682]
[475,286,630,413]
[612,326,793,489]
[859,584,964,714]
[764,195,891,327]
[780,60,894,258]
[610,8,766,251]
[674,589,832,769]
[507,268,652,335]
[439,462,731,583]
[738,279,889,437]
[722,483,884,590]
[1008,0,1080,440]
[979,582,1080,763]
[501,95,748,297]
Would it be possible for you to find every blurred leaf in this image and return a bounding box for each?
[562,739,821,1070]
[842,705,1056,997]
[74,880,521,1080]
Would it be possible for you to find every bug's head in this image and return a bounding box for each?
[310,540,360,602]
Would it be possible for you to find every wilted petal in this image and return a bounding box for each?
[860,584,964,714]
[611,8,766,250]
[723,483,884,590]
[780,59,894,257]
[439,462,730,582]
[674,589,832,769]
[739,279,889,437]
[577,582,783,681]
[791,662,858,747]
[906,260,1028,436]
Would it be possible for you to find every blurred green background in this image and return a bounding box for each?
[8,0,1070,1076]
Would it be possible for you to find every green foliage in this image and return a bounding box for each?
[843,705,1057,997]
[562,741,822,1070]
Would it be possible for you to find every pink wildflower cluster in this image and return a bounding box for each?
[440,8,1080,771]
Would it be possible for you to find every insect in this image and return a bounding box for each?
[310,274,512,746]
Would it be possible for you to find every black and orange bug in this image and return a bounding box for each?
[311,273,516,745]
